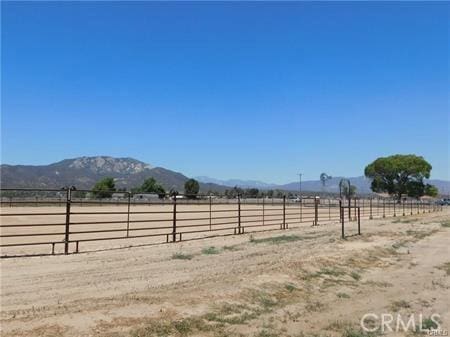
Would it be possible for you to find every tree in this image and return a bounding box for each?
[341,184,357,199]
[184,179,200,198]
[92,177,116,198]
[425,184,439,197]
[364,154,436,201]
[138,177,166,198]
[244,188,259,198]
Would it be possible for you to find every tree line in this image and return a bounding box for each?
[84,154,442,201]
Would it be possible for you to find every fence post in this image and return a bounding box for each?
[348,198,351,221]
[314,197,319,226]
[393,200,396,217]
[329,198,331,220]
[64,187,72,255]
[209,195,212,231]
[402,199,405,216]
[126,192,131,237]
[238,194,241,234]
[354,199,357,220]
[383,199,386,218]
[369,198,373,219]
[410,199,413,215]
[282,195,286,229]
[341,204,345,239]
[172,196,177,242]
[339,199,342,222]
[358,207,361,235]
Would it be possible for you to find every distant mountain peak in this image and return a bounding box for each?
[56,156,152,175]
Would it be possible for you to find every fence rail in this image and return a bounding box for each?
[0,188,443,257]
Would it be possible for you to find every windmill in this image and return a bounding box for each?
[320,173,332,192]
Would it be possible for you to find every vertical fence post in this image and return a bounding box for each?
[358,207,361,235]
[341,204,345,239]
[172,196,177,242]
[282,195,286,229]
[410,199,413,215]
[348,198,351,221]
[393,200,396,217]
[383,199,386,218]
[329,198,331,220]
[64,187,72,255]
[369,198,373,219]
[354,199,357,220]
[402,199,405,216]
[238,194,241,234]
[417,200,419,214]
[126,192,131,237]
[209,195,212,231]
[314,197,319,226]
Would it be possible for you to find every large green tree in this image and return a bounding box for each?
[92,177,116,198]
[364,154,437,201]
[184,178,200,198]
[138,177,166,198]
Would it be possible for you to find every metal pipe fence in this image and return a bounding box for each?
[0,188,443,257]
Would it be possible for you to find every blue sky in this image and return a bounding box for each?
[1,2,449,183]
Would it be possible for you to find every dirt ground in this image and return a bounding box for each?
[0,208,449,337]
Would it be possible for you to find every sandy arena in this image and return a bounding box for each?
[0,207,448,337]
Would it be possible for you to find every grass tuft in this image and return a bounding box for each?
[337,292,350,299]
[202,246,220,255]
[350,271,362,281]
[440,220,450,228]
[250,235,302,245]
[436,262,450,276]
[171,252,193,260]
[390,300,411,312]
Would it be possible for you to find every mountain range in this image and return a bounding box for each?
[1,156,449,195]
[0,156,226,193]
[196,175,450,195]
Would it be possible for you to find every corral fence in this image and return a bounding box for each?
[0,188,443,257]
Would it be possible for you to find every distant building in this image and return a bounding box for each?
[133,193,160,200]
[111,193,127,200]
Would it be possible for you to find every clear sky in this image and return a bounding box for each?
[1,2,449,184]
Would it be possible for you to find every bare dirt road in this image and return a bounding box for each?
[1,208,449,337]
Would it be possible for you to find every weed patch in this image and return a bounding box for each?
[337,292,350,299]
[202,246,220,255]
[390,300,411,311]
[440,220,450,228]
[250,235,302,245]
[436,262,450,276]
[171,252,193,260]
